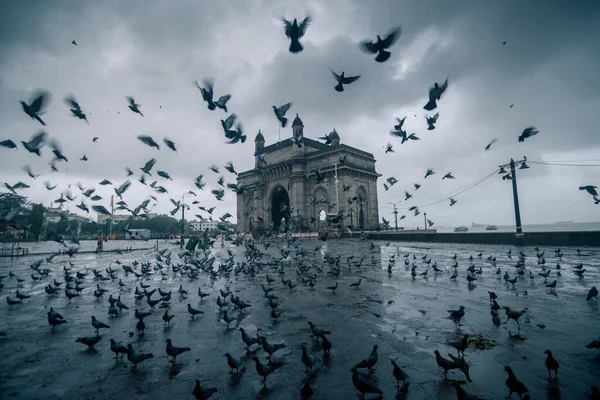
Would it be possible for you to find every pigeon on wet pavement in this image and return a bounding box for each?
[308,321,331,337]
[351,367,383,399]
[239,327,259,350]
[252,356,282,387]
[448,334,469,358]
[48,312,67,327]
[109,339,128,358]
[434,350,472,382]
[75,335,101,350]
[587,286,598,301]
[503,366,529,399]
[391,359,409,392]
[301,344,320,372]
[224,352,243,373]
[354,344,378,371]
[261,337,286,360]
[187,303,204,318]
[544,350,559,379]
[166,338,191,363]
[127,344,154,368]
[447,306,466,325]
[91,316,110,332]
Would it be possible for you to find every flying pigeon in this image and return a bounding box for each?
[579,185,598,197]
[330,70,361,92]
[64,96,89,123]
[426,113,439,130]
[273,103,292,127]
[163,138,177,152]
[423,79,449,111]
[518,127,538,142]
[214,95,231,112]
[485,138,498,151]
[359,26,402,63]
[137,135,160,149]
[282,16,312,53]
[126,96,143,116]
[20,90,50,126]
[194,79,217,110]
[0,139,17,149]
[394,117,406,131]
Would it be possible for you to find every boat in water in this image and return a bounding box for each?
[486,225,498,231]
[454,226,469,232]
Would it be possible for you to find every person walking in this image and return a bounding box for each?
[97,232,103,251]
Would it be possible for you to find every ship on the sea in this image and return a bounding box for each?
[486,225,498,231]
[471,223,484,227]
[454,226,469,232]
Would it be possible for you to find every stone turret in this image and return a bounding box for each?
[292,114,303,139]
[254,130,265,167]
[329,128,340,146]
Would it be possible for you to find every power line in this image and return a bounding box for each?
[528,161,600,167]
[380,168,500,211]
[530,158,600,163]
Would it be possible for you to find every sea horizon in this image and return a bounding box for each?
[397,221,600,233]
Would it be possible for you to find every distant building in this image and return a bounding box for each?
[125,229,151,240]
[44,206,65,223]
[44,200,93,224]
[188,219,221,233]
[97,212,158,224]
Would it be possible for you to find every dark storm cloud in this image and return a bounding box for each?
[0,0,599,224]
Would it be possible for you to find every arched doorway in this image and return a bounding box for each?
[271,186,290,232]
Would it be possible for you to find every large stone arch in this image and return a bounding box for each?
[311,185,329,230]
[269,184,290,231]
[356,185,368,230]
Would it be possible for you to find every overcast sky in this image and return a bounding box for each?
[1,0,599,227]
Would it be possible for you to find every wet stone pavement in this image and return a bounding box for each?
[0,238,599,400]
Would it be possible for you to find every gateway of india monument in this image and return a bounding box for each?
[236,114,380,233]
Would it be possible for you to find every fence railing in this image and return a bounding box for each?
[0,242,30,258]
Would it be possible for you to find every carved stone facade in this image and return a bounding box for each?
[236,114,381,232]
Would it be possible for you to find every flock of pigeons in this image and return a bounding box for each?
[1,12,597,233]
[2,233,600,399]
[0,9,599,400]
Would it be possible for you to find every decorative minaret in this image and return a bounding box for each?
[254,130,265,168]
[292,114,304,139]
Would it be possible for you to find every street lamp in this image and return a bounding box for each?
[498,157,528,246]
[387,201,398,231]
[179,193,191,237]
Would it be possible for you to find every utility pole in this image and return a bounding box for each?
[423,212,427,230]
[499,157,528,246]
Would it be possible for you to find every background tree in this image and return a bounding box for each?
[28,203,45,239]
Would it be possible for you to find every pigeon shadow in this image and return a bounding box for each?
[168,363,183,379]
[228,370,244,387]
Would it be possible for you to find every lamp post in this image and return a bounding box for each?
[388,201,398,231]
[423,212,427,230]
[499,157,529,246]
[180,193,191,237]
